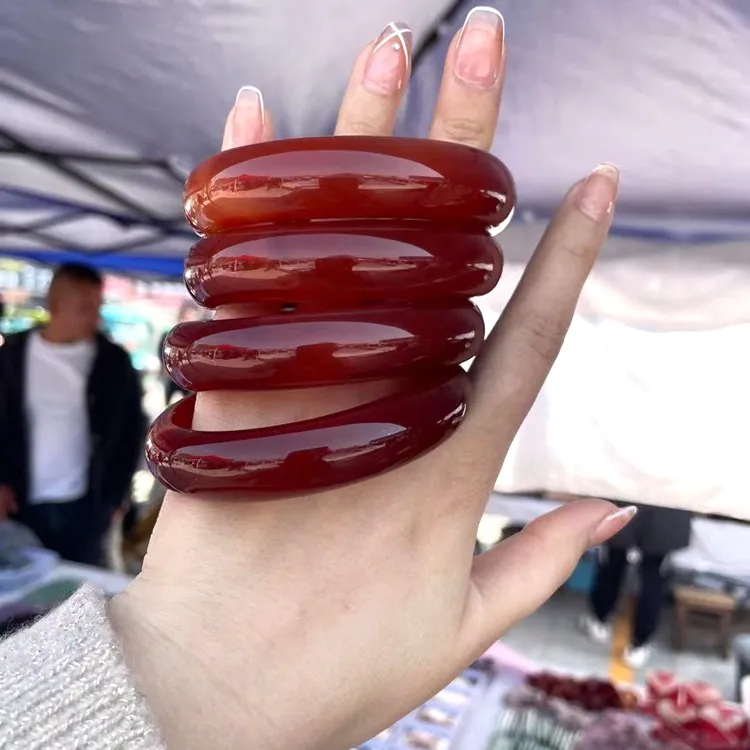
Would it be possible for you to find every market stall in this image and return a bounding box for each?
[2,6,750,744]
[0,522,131,634]
[353,650,750,749]
[482,495,750,681]
[0,559,129,610]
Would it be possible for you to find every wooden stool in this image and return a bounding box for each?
[673,585,736,658]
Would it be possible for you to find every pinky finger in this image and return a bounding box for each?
[221,86,275,151]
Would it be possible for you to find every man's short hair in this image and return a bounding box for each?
[51,262,103,288]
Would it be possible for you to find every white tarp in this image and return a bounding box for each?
[2,0,750,517]
[484,261,750,518]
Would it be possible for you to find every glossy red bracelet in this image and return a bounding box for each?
[146,136,515,497]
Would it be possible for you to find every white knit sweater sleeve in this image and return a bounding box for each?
[0,586,164,749]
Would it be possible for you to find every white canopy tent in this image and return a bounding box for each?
[1,0,749,517]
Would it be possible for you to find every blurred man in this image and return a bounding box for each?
[0,263,145,566]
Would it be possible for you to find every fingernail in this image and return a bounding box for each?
[589,505,637,547]
[454,6,504,89]
[228,86,265,149]
[577,163,620,221]
[364,22,412,96]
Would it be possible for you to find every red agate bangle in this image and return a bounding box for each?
[146,136,515,497]
[184,225,502,309]
[163,301,484,391]
[184,136,514,235]
[145,369,469,498]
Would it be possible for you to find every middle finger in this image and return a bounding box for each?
[335,22,413,137]
[429,6,505,151]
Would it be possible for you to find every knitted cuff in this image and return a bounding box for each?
[0,585,163,749]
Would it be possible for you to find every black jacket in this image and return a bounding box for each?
[608,501,693,557]
[0,329,146,522]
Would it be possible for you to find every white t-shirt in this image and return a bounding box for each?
[25,332,96,503]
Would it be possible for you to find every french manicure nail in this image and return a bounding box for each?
[364,22,412,96]
[590,505,637,547]
[577,162,620,221]
[454,6,504,89]
[235,86,265,125]
[229,86,265,148]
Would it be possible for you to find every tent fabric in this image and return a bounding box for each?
[3,0,750,517]
[3,0,750,267]
[0,0,458,273]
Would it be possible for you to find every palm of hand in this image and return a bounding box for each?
[113,11,626,750]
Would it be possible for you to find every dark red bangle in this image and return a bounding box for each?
[184,136,514,236]
[145,369,470,497]
[184,224,502,309]
[163,301,484,391]
[146,136,515,498]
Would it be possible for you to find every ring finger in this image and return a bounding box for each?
[429,6,505,151]
[335,22,413,136]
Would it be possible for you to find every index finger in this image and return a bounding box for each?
[458,164,620,466]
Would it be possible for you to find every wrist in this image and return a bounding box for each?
[109,492,416,750]
[107,577,342,750]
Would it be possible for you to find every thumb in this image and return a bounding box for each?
[464,500,636,650]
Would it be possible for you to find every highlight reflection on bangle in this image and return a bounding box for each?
[146,136,515,498]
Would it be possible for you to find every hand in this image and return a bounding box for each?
[0,485,18,521]
[110,10,629,750]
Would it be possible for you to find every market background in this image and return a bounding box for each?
[2,1,750,747]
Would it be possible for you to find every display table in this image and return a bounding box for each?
[454,670,521,750]
[490,668,749,749]
[453,643,534,750]
[0,560,131,609]
[671,518,750,588]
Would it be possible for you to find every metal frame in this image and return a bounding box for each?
[0,127,190,265]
